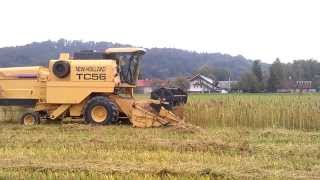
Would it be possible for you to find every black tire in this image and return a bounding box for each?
[52,61,70,78]
[83,96,119,125]
[20,110,40,125]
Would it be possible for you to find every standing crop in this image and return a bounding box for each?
[184,93,320,130]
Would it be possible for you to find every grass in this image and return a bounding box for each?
[0,93,320,179]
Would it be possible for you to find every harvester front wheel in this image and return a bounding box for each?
[84,96,119,125]
[20,111,40,125]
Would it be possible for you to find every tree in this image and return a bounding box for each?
[194,65,230,81]
[212,68,229,81]
[252,60,263,82]
[169,77,190,91]
[151,79,167,88]
[251,60,264,91]
[239,73,260,92]
[193,65,216,80]
[268,58,284,92]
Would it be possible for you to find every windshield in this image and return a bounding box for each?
[118,55,141,85]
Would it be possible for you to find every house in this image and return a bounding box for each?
[277,80,316,93]
[187,74,216,93]
[295,81,316,92]
[296,81,312,89]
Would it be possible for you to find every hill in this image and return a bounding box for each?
[0,39,263,80]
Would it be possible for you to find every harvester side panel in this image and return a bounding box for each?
[0,66,48,101]
[46,82,115,104]
[46,60,118,104]
[0,79,40,99]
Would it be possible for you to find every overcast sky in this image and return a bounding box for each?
[0,0,319,63]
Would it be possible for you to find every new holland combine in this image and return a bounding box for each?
[0,48,184,127]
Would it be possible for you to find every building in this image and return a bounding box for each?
[217,81,239,91]
[295,81,316,92]
[187,74,216,93]
[277,81,316,93]
[137,74,240,94]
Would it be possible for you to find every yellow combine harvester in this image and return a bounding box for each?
[0,48,182,127]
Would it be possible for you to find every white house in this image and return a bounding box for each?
[187,74,216,93]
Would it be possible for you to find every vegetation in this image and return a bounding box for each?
[192,65,231,81]
[239,58,320,92]
[252,60,263,82]
[185,93,320,130]
[239,73,260,93]
[0,39,258,80]
[169,77,190,91]
[0,94,320,179]
[268,58,285,92]
[1,123,319,179]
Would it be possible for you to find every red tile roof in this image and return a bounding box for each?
[137,80,153,87]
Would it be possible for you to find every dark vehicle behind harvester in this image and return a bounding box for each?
[151,87,188,109]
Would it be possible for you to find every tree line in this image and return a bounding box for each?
[238,59,320,92]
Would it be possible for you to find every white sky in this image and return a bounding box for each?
[0,0,319,63]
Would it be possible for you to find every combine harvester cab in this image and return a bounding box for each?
[0,48,184,127]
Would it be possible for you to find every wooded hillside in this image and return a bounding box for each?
[0,39,259,80]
